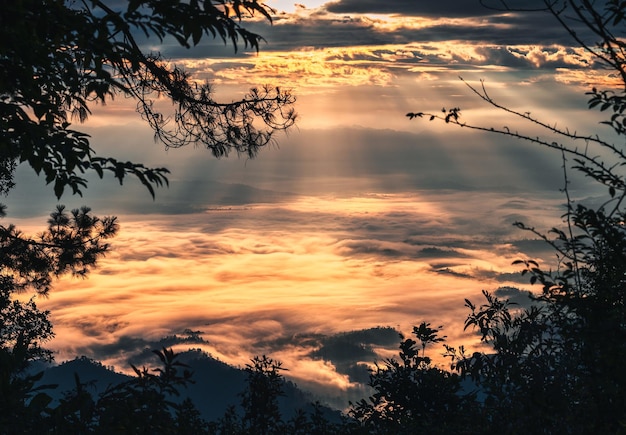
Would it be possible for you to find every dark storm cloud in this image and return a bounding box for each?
[318,0,594,46]
[336,240,481,261]
[335,240,406,258]
[434,267,474,279]
[249,15,576,52]
[147,7,591,61]
[324,0,545,17]
[77,336,150,362]
[509,238,555,257]
[79,0,596,62]
[469,268,537,284]
[432,265,531,284]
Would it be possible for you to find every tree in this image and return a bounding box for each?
[0,1,296,431]
[0,0,296,198]
[45,348,209,434]
[88,347,195,433]
[406,0,626,432]
[240,355,286,435]
[349,323,480,435]
[0,205,118,432]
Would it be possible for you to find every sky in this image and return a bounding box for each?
[6,0,620,407]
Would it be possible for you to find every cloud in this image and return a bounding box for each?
[324,0,509,17]
[4,0,618,413]
[33,192,529,364]
[493,285,537,307]
[12,0,617,407]
[138,2,598,74]
[308,327,400,382]
[256,1,593,50]
[21,163,580,405]
[415,247,471,258]
[254,327,401,384]
[10,113,599,219]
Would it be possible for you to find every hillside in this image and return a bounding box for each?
[35,350,341,423]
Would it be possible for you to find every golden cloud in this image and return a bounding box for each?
[29,192,545,397]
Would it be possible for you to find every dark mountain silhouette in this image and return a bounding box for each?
[35,357,128,400]
[35,350,341,423]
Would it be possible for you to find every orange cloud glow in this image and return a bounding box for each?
[6,1,617,408]
[173,41,604,97]
[26,191,553,403]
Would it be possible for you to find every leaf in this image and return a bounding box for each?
[27,392,52,412]
[91,162,103,178]
[54,179,65,199]
[192,25,203,46]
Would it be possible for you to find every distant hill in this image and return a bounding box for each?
[35,356,128,400]
[35,350,341,423]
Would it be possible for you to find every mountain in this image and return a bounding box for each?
[35,350,341,423]
[35,356,128,400]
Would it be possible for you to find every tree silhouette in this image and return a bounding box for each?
[349,323,480,434]
[44,348,209,434]
[1,0,296,198]
[9,1,626,433]
[0,1,296,432]
[407,1,626,432]
[240,355,286,435]
[203,354,348,435]
[0,205,118,432]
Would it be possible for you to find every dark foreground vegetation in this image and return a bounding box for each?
[2,0,626,433]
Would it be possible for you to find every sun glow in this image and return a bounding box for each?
[5,0,616,410]
[31,189,542,393]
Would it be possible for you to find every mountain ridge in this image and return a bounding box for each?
[35,349,342,423]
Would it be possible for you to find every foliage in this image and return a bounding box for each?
[18,350,348,434]
[0,205,118,296]
[0,0,296,199]
[42,348,207,434]
[4,347,211,434]
[0,1,296,432]
[0,205,117,432]
[406,0,626,432]
[7,1,626,433]
[239,355,287,435]
[198,354,349,435]
[349,323,480,434]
